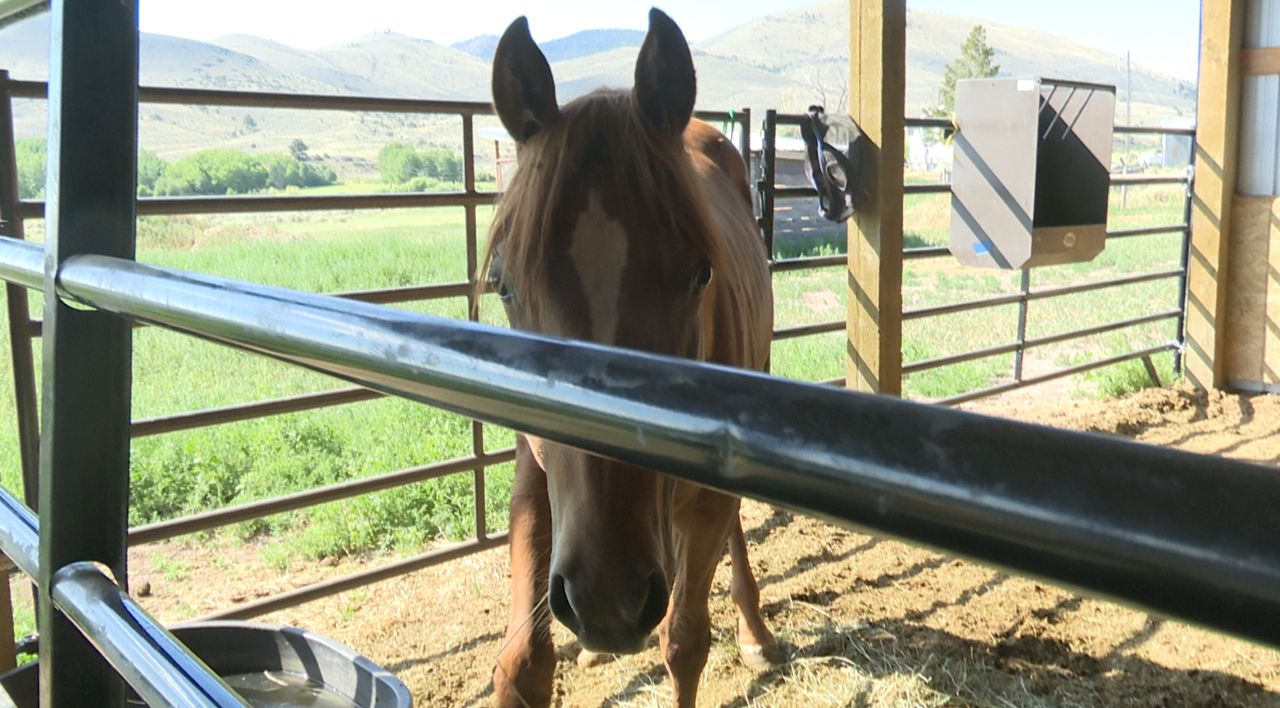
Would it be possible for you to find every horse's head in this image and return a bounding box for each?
[486,9,719,654]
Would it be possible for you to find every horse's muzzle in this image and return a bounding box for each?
[548,569,668,654]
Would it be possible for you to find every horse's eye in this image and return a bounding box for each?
[489,263,515,302]
[493,276,515,302]
[694,263,713,292]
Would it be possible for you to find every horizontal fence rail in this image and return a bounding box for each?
[1,237,1278,648]
[51,562,252,708]
[127,448,515,545]
[200,533,509,621]
[902,310,1183,375]
[902,269,1186,321]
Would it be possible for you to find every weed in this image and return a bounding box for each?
[1085,351,1179,399]
[339,589,368,622]
[150,554,189,582]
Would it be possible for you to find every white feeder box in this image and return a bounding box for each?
[949,77,1116,269]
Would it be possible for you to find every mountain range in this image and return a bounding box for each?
[0,1,1195,175]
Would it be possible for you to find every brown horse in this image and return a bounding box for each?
[484,9,780,707]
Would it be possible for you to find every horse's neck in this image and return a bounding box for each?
[696,170,774,372]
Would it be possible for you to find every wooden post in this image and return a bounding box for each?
[846,0,905,395]
[1185,0,1245,389]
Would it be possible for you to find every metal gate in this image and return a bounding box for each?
[757,111,1196,403]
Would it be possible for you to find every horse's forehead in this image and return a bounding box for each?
[565,189,630,343]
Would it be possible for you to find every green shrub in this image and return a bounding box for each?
[377,142,420,184]
[155,149,270,196]
[137,149,168,193]
[377,142,464,185]
[258,153,336,189]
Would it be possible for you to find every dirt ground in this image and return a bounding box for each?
[44,386,1280,707]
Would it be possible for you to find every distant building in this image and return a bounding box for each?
[1162,118,1196,169]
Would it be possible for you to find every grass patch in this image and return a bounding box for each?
[1087,353,1178,399]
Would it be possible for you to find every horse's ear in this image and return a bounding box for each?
[492,16,560,143]
[634,8,696,137]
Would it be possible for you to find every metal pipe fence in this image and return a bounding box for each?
[758,110,1195,400]
[0,237,1278,650]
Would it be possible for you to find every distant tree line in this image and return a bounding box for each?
[13,140,336,199]
[377,142,468,191]
[149,149,337,196]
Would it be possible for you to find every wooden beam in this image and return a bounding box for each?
[1241,46,1280,76]
[846,0,905,395]
[1186,0,1246,390]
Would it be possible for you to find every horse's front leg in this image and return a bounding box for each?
[659,488,739,708]
[728,516,782,670]
[494,435,555,708]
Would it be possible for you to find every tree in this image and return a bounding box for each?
[288,139,309,161]
[377,142,421,184]
[918,25,1000,168]
[798,59,848,115]
[154,149,269,196]
[258,153,337,189]
[137,149,168,195]
[14,139,45,199]
[419,148,462,182]
[924,25,1000,120]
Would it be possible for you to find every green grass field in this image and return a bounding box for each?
[0,180,1188,563]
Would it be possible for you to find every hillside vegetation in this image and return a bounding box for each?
[0,1,1195,175]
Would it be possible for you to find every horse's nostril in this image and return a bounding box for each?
[548,574,581,635]
[637,572,668,635]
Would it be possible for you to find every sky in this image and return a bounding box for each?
[137,0,1203,82]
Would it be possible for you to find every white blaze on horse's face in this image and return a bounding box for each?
[564,190,629,344]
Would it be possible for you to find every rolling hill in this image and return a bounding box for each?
[0,1,1196,174]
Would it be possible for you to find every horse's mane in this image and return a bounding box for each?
[483,88,725,330]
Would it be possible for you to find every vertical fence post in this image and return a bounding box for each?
[737,108,752,176]
[846,0,906,395]
[757,110,777,258]
[462,113,487,541]
[38,0,138,705]
[0,70,34,673]
[1175,146,1197,375]
[0,72,39,510]
[1013,268,1031,382]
